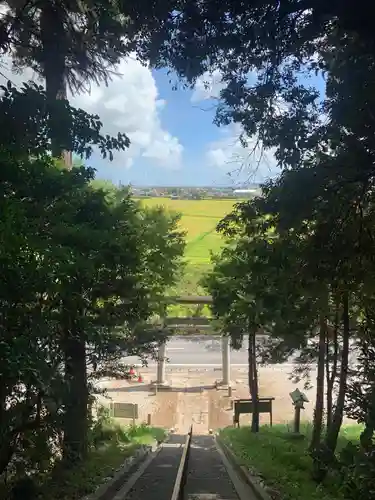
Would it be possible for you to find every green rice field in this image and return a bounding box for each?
[139,197,238,299]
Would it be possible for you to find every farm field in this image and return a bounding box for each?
[138,197,239,299]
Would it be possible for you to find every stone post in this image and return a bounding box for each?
[156,342,166,385]
[221,335,230,386]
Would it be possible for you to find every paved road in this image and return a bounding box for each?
[121,335,358,368]
[122,335,281,367]
[122,336,248,367]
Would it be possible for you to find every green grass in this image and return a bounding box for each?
[39,442,139,500]
[36,423,167,500]
[220,423,363,500]
[138,197,239,316]
[123,423,167,444]
[139,197,238,269]
[0,410,167,500]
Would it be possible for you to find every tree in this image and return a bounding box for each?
[0,81,185,478]
[203,199,320,432]
[0,80,128,160]
[147,0,375,490]
[0,0,172,160]
[204,155,375,466]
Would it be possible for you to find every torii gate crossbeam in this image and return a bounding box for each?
[154,295,231,387]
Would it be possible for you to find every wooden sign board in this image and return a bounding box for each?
[111,402,138,423]
[233,398,274,427]
[235,400,271,414]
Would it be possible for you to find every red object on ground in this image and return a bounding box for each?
[138,375,143,383]
[129,367,135,375]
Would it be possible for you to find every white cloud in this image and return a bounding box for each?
[191,69,226,103]
[0,55,183,170]
[205,123,278,183]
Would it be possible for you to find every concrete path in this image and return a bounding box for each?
[109,434,255,500]
[113,434,184,500]
[185,436,255,500]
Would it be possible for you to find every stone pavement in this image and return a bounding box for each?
[96,366,354,432]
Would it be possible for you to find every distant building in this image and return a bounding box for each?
[233,188,258,196]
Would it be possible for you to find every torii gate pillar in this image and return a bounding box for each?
[221,335,231,387]
[156,342,167,386]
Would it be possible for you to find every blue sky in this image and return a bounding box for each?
[86,65,252,187]
[90,68,231,187]
[1,53,325,187]
[94,65,325,187]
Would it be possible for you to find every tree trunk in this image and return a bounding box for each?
[310,314,326,452]
[0,388,40,474]
[0,377,7,442]
[325,338,332,430]
[40,3,72,168]
[248,331,259,432]
[360,387,375,450]
[325,291,350,455]
[0,435,17,476]
[0,380,16,474]
[325,306,339,430]
[62,305,88,466]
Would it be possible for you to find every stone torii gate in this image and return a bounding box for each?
[154,295,231,387]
